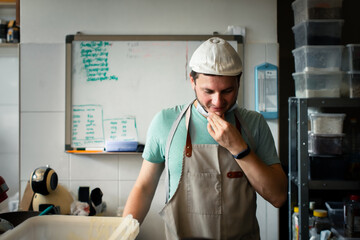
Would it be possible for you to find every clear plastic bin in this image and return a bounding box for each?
[342,44,360,71]
[341,71,360,98]
[292,0,343,25]
[292,45,344,72]
[332,228,360,240]
[309,133,345,155]
[105,140,138,152]
[292,20,344,48]
[0,215,139,240]
[325,202,344,228]
[292,71,343,98]
[309,113,346,134]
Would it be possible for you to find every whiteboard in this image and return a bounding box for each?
[65,35,243,150]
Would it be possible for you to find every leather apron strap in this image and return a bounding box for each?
[164,100,194,203]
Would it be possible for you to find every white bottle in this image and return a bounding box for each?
[292,206,299,240]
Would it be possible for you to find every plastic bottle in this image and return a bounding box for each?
[313,209,331,234]
[292,206,299,240]
[345,195,360,237]
[293,203,318,240]
[309,201,316,228]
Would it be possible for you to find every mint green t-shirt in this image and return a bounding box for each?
[142,103,280,199]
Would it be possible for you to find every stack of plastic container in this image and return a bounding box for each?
[291,0,345,98]
[308,112,347,179]
[291,0,349,181]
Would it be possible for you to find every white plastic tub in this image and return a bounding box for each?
[0,215,139,240]
[309,133,345,155]
[292,71,343,98]
[292,45,344,72]
[292,0,343,25]
[292,20,344,48]
[309,113,346,134]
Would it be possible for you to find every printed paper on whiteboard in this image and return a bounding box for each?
[104,117,138,142]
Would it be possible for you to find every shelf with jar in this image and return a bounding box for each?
[288,97,360,240]
[0,0,19,45]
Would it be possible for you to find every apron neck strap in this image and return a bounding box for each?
[185,107,192,158]
[164,100,194,203]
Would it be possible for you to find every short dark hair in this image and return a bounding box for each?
[190,70,242,83]
[190,70,200,81]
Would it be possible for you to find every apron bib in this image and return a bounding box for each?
[160,101,260,240]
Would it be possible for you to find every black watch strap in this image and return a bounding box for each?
[232,144,251,159]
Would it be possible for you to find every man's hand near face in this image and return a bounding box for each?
[207,113,247,156]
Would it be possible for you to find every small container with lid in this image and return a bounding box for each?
[309,133,345,155]
[292,45,344,73]
[292,20,344,48]
[313,209,331,234]
[291,0,343,25]
[292,71,343,98]
[309,113,346,134]
[345,195,360,238]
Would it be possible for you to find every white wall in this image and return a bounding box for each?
[16,0,280,239]
[0,46,19,211]
[0,5,18,212]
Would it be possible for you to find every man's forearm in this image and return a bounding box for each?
[122,184,154,224]
[235,152,287,208]
[122,160,164,224]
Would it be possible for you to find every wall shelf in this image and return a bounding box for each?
[0,43,18,47]
[0,2,16,8]
[291,175,360,190]
[66,151,142,155]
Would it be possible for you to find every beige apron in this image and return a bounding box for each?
[160,101,260,240]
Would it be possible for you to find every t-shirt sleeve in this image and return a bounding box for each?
[142,111,167,163]
[255,114,280,165]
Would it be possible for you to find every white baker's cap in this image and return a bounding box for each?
[189,37,242,76]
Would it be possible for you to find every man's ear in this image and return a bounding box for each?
[237,72,242,86]
[190,75,196,90]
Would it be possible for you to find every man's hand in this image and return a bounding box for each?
[207,113,246,155]
[207,113,288,208]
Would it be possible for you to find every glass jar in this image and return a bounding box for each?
[313,209,331,234]
[345,195,360,237]
[309,201,316,228]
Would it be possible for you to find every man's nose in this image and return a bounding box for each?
[212,93,223,106]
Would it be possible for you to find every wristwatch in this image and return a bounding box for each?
[232,144,251,159]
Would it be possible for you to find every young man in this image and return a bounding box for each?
[123,37,287,240]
